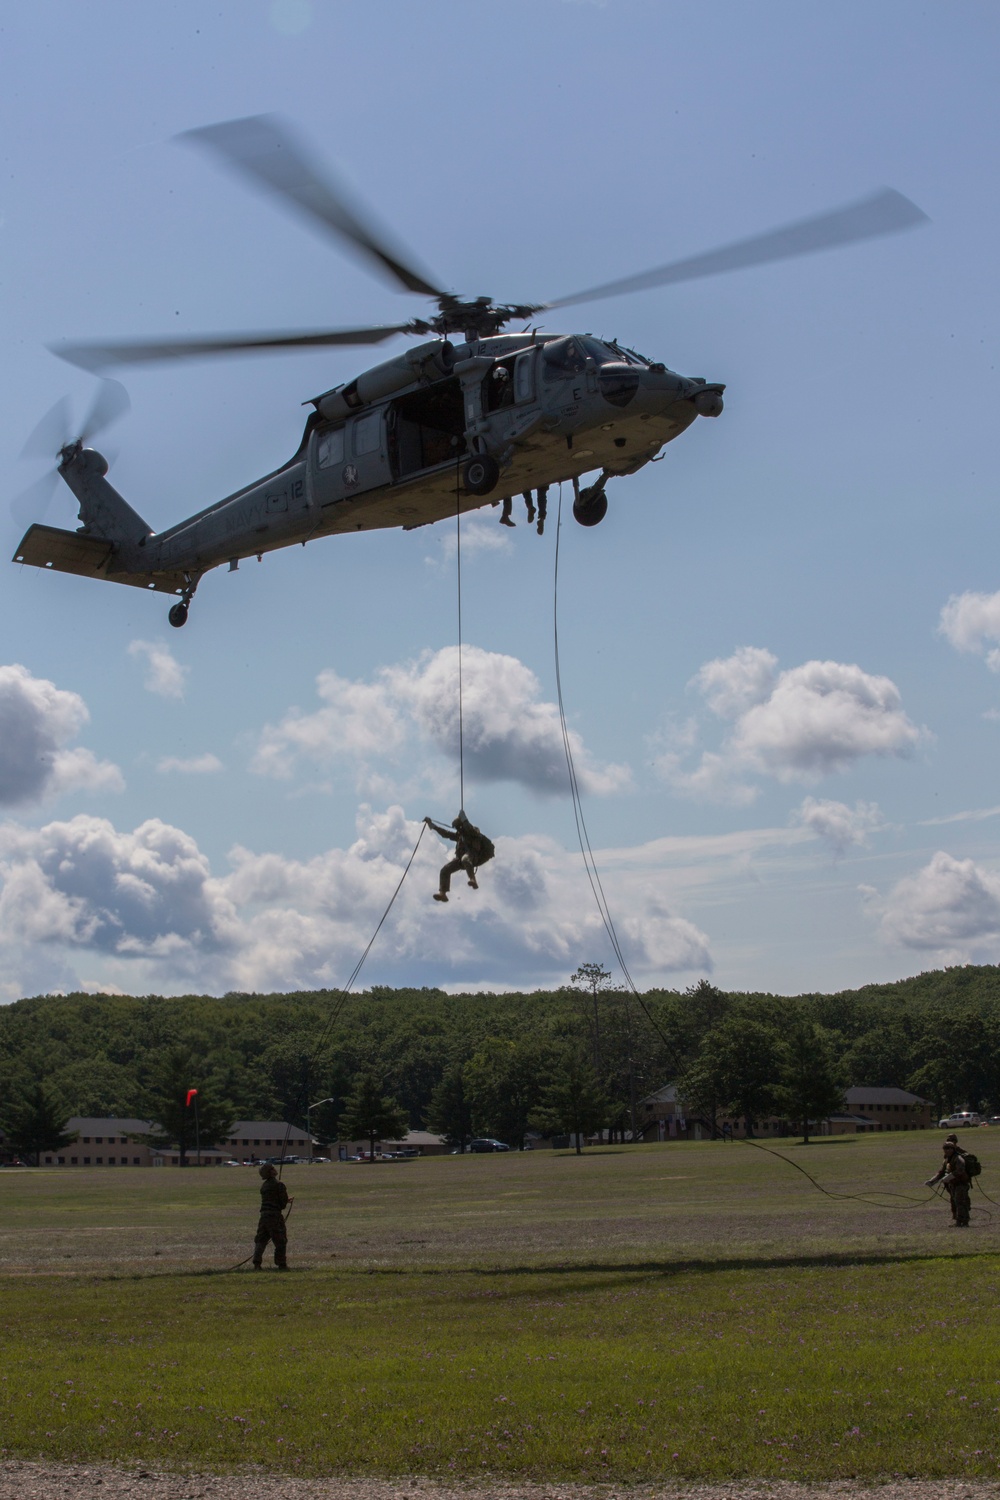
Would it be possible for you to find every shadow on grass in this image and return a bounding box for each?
[90,1242,1000,1287]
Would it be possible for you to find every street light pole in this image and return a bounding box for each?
[306,1098,334,1158]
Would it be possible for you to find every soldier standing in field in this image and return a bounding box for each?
[926,1140,971,1227]
[252,1163,290,1269]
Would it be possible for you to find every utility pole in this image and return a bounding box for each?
[186,1088,200,1167]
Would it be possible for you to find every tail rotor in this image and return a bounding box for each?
[12,380,130,530]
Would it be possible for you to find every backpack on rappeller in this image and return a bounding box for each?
[465,824,495,866]
[962,1151,982,1178]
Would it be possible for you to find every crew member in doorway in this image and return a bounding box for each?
[424,812,495,902]
[926,1140,971,1227]
[252,1163,291,1269]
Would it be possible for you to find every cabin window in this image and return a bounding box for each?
[353,413,381,455]
[514,351,535,403]
[317,427,345,468]
[483,361,516,412]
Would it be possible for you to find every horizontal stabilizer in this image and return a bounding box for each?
[12,524,186,596]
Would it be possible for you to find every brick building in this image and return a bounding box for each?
[637,1082,933,1141]
[843,1086,932,1129]
[37,1116,316,1166]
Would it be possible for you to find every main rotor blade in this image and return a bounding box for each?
[178,114,447,299]
[546,188,929,311]
[20,395,72,461]
[80,378,130,445]
[51,323,412,372]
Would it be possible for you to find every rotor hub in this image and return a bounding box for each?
[408,296,545,342]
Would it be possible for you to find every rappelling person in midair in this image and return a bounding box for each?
[424,812,495,902]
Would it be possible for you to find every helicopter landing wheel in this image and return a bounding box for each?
[462,455,500,496]
[573,485,608,527]
[168,602,189,629]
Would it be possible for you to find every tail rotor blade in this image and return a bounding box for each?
[80,378,130,446]
[19,396,72,462]
[11,471,59,530]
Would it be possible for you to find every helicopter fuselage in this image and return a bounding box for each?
[13,331,723,618]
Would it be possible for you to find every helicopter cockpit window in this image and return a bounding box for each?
[578,336,638,366]
[316,426,345,469]
[353,412,381,455]
[541,337,588,379]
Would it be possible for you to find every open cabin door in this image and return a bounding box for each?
[388,377,467,481]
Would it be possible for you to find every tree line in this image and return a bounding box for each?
[2,963,1000,1160]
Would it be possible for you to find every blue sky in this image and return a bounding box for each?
[1,0,999,999]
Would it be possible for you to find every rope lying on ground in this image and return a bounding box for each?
[551,485,987,1219]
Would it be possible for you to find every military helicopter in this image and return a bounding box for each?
[12,115,927,627]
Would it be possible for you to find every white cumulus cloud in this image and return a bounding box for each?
[0,664,123,807]
[432,514,513,565]
[870,850,1000,959]
[793,797,886,854]
[252,646,629,798]
[695,646,777,718]
[128,640,188,699]
[156,753,224,775]
[939,590,1000,671]
[0,815,239,960]
[0,805,710,997]
[656,647,921,802]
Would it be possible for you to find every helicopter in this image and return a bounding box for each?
[12,115,927,628]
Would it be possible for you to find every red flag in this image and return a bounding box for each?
[186,1088,198,1107]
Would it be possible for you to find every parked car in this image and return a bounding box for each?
[468,1138,510,1152]
[938,1111,982,1128]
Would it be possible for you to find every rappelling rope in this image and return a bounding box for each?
[455,462,466,812]
[552,483,682,1061]
[271,820,428,1184]
[551,484,959,1217]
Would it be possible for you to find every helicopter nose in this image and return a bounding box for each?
[693,385,724,417]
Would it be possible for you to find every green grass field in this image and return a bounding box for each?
[3,1135,999,1481]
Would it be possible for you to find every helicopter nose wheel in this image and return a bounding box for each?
[573,481,609,527]
[462,455,500,496]
[168,602,189,629]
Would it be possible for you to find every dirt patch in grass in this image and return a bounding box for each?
[2,1465,1000,1498]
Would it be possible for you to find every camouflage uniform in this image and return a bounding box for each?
[425,814,494,901]
[927,1143,970,1227]
[253,1166,289,1267]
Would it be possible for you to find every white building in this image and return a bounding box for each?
[39,1116,314,1166]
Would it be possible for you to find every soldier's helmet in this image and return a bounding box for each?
[946,1133,959,1144]
[453,811,470,829]
[259,1163,277,1178]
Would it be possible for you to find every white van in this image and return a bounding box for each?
[938,1111,982,1128]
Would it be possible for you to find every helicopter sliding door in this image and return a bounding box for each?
[388,378,467,481]
[347,409,392,494]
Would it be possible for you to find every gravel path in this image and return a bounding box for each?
[2,1467,999,1500]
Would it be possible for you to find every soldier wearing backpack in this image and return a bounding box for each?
[424,812,495,902]
[926,1140,975,1227]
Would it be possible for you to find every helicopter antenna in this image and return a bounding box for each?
[455,464,466,813]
